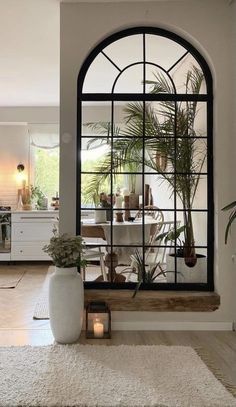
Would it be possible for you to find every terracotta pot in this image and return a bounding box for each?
[22,204,32,211]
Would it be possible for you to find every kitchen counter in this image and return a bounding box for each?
[0,211,59,261]
[0,209,59,213]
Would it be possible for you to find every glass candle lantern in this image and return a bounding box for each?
[86,301,111,339]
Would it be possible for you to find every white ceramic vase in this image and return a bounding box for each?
[166,254,207,283]
[49,267,84,344]
[94,209,106,223]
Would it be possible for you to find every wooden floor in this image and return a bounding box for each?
[1,263,236,387]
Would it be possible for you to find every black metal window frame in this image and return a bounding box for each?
[77,26,214,291]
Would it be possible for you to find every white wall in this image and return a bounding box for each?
[60,0,236,328]
[0,107,59,124]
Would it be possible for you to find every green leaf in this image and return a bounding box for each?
[222,201,236,211]
[225,210,236,244]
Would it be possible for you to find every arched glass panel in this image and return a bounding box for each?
[145,35,185,68]
[77,27,213,291]
[103,35,143,70]
[113,64,144,93]
[83,53,118,93]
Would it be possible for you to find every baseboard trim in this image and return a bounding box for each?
[112,321,233,331]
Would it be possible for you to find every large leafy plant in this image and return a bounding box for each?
[85,66,206,266]
[43,233,86,268]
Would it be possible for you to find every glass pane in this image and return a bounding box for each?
[112,138,143,174]
[114,64,143,93]
[176,175,207,210]
[114,100,143,135]
[193,176,207,209]
[111,174,142,211]
[106,245,143,283]
[144,243,170,284]
[170,211,207,247]
[82,53,118,93]
[144,174,174,210]
[193,102,207,137]
[81,137,111,173]
[175,139,207,174]
[81,102,111,137]
[103,34,143,70]
[145,64,175,94]
[166,247,207,284]
[192,211,207,246]
[170,54,205,94]
[144,100,176,167]
[114,100,144,139]
[146,34,186,72]
[112,101,144,181]
[81,173,111,208]
[83,260,106,282]
[175,101,207,140]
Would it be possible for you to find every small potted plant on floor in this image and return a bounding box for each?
[43,233,86,344]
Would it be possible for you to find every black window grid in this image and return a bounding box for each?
[77,27,214,291]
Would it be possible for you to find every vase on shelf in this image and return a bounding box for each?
[129,193,139,209]
[22,204,32,211]
[16,195,23,211]
[94,207,106,223]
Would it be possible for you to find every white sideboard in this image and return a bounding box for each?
[11,211,58,261]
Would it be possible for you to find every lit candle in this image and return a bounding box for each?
[93,320,104,338]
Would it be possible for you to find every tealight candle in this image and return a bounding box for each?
[93,320,104,338]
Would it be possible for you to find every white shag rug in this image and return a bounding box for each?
[0,344,236,407]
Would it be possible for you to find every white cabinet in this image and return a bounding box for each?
[11,211,58,261]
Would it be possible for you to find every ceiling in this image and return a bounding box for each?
[0,0,174,107]
[0,0,223,107]
[0,0,60,107]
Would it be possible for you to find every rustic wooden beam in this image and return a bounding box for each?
[84,290,220,311]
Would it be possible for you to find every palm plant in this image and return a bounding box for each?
[222,201,236,244]
[85,66,206,266]
[120,249,164,297]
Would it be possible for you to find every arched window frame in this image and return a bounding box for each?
[77,27,214,291]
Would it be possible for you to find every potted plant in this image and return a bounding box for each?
[156,225,207,283]
[85,66,207,282]
[43,233,86,344]
[119,249,167,296]
[30,185,47,210]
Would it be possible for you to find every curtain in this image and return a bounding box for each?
[28,124,59,149]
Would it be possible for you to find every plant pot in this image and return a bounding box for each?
[49,267,84,344]
[94,209,106,223]
[166,253,207,283]
[129,193,139,209]
[22,204,32,211]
